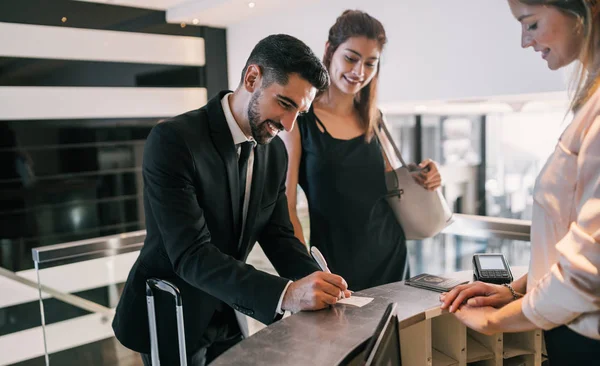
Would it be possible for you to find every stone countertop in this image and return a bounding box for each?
[212,267,527,365]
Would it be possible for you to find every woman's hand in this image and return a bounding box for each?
[453,299,537,335]
[410,159,441,191]
[453,305,499,335]
[440,281,515,313]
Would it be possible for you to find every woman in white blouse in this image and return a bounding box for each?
[440,0,600,364]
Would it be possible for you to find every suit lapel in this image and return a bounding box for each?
[239,143,266,255]
[206,91,241,251]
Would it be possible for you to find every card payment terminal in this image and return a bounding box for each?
[472,253,513,284]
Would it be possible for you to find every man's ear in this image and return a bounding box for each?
[243,64,262,93]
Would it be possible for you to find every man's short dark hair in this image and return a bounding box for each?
[240,34,329,93]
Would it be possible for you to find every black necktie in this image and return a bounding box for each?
[238,141,252,224]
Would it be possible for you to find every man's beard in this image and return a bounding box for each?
[247,90,283,145]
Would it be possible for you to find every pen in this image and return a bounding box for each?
[310,246,346,299]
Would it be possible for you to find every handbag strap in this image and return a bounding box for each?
[374,113,408,168]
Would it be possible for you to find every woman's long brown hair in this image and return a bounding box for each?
[322,10,387,141]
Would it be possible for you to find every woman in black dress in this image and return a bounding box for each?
[282,10,442,291]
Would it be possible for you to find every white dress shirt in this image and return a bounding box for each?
[221,93,291,315]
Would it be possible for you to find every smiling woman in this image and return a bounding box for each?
[440,1,600,364]
[513,1,584,70]
[281,10,444,293]
[511,0,600,110]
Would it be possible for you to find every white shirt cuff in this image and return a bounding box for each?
[522,267,583,330]
[521,223,600,330]
[521,277,562,330]
[276,281,293,315]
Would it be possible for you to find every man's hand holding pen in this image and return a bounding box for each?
[281,247,351,313]
[281,272,351,313]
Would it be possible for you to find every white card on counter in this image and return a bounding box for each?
[337,296,373,307]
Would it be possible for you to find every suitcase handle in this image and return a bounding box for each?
[146,279,187,366]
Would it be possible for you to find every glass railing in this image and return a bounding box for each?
[409,214,531,275]
[407,234,532,276]
[30,230,144,365]
[20,214,531,365]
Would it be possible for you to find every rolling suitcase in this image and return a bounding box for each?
[146,278,188,366]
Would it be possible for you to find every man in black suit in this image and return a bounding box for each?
[112,34,351,365]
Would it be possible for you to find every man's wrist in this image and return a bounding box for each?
[276,281,293,315]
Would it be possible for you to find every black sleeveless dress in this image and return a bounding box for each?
[297,108,409,291]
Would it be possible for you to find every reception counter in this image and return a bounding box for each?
[212,267,543,366]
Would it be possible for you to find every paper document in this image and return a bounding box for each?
[337,296,374,307]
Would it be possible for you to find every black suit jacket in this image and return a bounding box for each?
[112,91,320,355]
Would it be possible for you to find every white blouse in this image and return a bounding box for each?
[522,88,600,340]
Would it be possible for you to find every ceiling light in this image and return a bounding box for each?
[192,18,199,25]
[248,2,256,8]
[180,23,186,28]
[61,17,67,23]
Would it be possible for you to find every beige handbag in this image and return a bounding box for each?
[374,117,453,240]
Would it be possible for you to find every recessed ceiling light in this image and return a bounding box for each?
[180,23,186,28]
[61,17,67,23]
[192,18,199,25]
[248,2,256,8]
